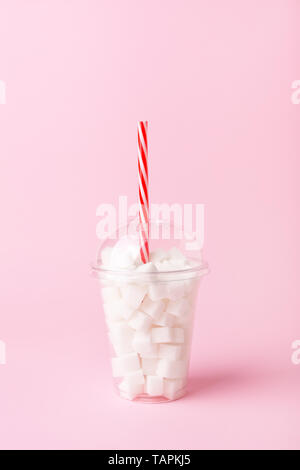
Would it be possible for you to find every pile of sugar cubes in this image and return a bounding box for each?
[99,237,199,401]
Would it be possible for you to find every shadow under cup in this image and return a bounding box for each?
[92,220,208,403]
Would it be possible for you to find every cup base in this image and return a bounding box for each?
[118,389,186,404]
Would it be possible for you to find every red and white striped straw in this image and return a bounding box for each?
[138,121,149,264]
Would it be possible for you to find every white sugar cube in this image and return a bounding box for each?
[156,359,187,379]
[109,236,140,268]
[150,249,168,264]
[167,282,186,301]
[173,314,190,327]
[141,297,166,321]
[154,312,175,327]
[101,286,121,303]
[136,262,157,273]
[128,310,153,332]
[120,284,147,310]
[120,390,142,400]
[151,327,173,343]
[159,344,183,360]
[105,299,134,321]
[166,298,189,317]
[173,327,185,343]
[132,331,158,355]
[156,260,177,271]
[118,380,144,400]
[117,299,135,320]
[109,322,134,355]
[147,283,169,301]
[164,378,185,400]
[139,350,159,359]
[151,327,184,344]
[167,247,186,262]
[145,375,164,396]
[124,368,145,386]
[141,358,158,375]
[111,352,140,377]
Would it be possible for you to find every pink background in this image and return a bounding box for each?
[0,0,299,450]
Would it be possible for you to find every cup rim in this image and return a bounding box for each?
[91,260,209,282]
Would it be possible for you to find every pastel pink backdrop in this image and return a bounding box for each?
[0,0,299,450]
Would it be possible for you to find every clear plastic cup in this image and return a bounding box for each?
[91,219,208,403]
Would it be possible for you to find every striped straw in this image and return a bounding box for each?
[138,121,149,263]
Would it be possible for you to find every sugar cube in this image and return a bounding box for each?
[151,327,184,344]
[128,310,153,332]
[118,380,144,400]
[163,378,185,400]
[159,344,183,360]
[156,359,187,379]
[109,323,134,355]
[166,298,189,317]
[145,375,164,396]
[141,297,166,321]
[120,284,147,310]
[101,286,121,303]
[132,331,158,355]
[154,312,175,327]
[111,352,140,377]
[141,358,158,375]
